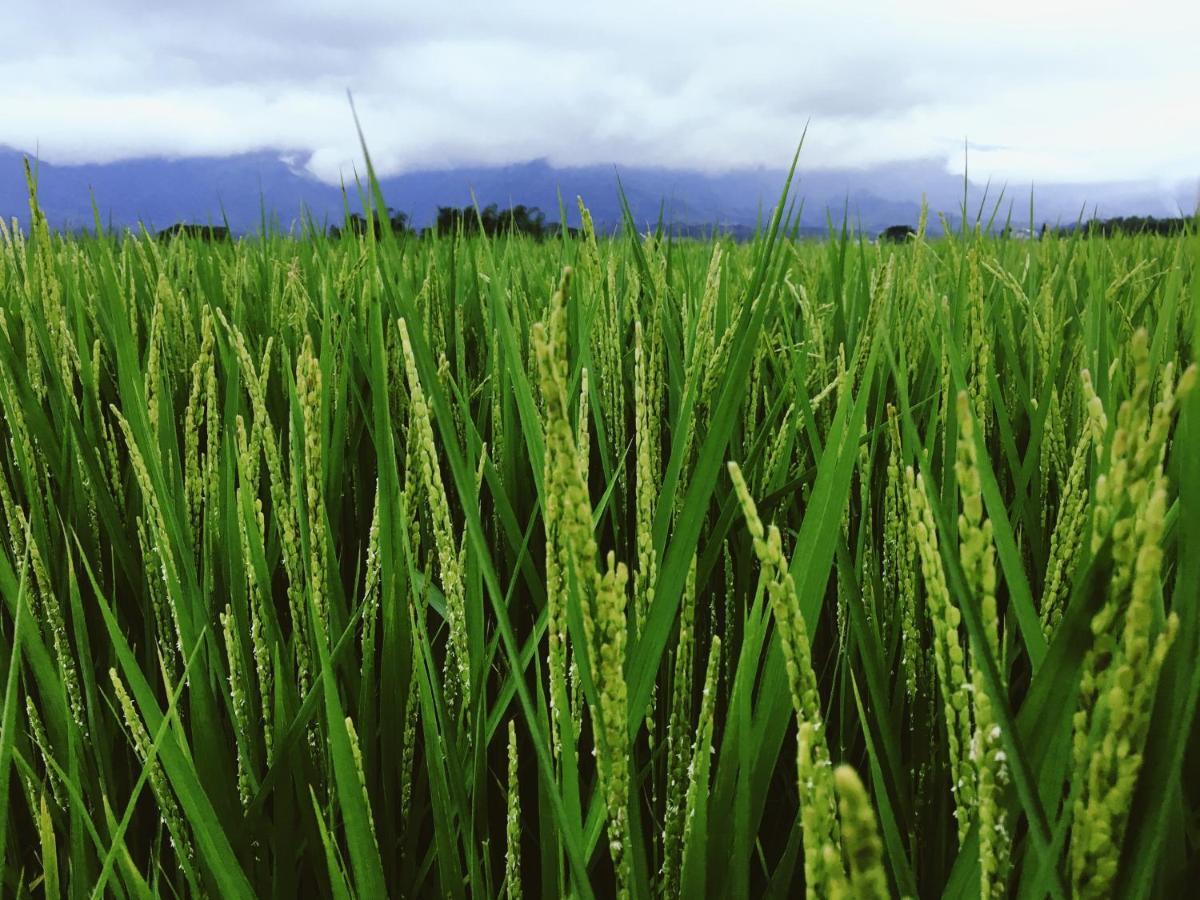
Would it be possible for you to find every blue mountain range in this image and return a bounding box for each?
[1,147,1194,236]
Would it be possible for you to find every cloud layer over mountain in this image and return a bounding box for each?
[2,1,1197,188]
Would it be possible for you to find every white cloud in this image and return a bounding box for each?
[1,0,1196,186]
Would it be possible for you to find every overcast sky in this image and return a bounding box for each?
[2,1,1196,187]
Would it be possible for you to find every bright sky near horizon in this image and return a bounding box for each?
[1,1,1196,187]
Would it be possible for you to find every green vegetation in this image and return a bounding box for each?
[327,205,559,241]
[1,166,1198,898]
[1051,216,1195,238]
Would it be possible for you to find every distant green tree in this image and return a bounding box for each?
[157,223,230,241]
[432,204,551,240]
[329,207,411,239]
[880,224,916,243]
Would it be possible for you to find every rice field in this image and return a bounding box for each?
[1,167,1198,898]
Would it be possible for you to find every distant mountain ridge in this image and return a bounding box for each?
[0,147,1194,237]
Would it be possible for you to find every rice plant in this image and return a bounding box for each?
[1,162,1199,897]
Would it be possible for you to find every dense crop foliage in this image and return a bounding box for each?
[1,173,1199,898]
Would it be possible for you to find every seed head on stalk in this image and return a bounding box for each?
[399,317,471,706]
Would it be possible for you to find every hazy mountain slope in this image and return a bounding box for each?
[1,147,1193,236]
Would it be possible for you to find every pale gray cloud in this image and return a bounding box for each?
[1,0,1196,187]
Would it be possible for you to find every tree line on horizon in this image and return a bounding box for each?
[326,203,576,240]
[879,215,1195,243]
[325,210,1200,243]
[150,209,1197,243]
[1048,214,1195,238]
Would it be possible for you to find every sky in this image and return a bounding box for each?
[1,0,1197,189]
